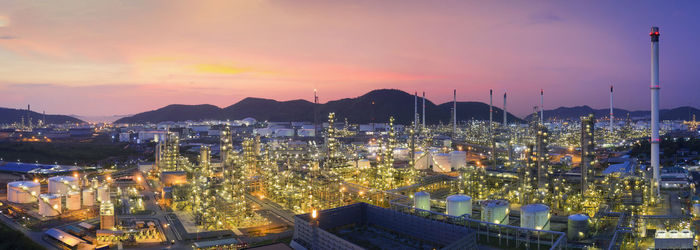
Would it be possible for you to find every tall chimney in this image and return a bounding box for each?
[314,89,318,137]
[503,92,507,125]
[610,85,614,133]
[453,89,457,137]
[489,89,493,133]
[422,91,426,128]
[414,92,418,129]
[650,26,660,196]
[540,89,544,124]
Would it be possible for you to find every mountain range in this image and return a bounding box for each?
[0,107,84,125]
[114,89,522,124]
[524,105,700,121]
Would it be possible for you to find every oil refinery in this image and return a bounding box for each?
[2,5,700,249]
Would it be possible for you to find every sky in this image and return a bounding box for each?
[1,0,699,118]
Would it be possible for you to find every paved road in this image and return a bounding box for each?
[245,193,295,226]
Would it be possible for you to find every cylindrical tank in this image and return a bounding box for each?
[521,204,550,230]
[481,200,509,225]
[433,153,451,172]
[692,204,700,217]
[414,192,430,211]
[355,159,371,169]
[446,194,472,217]
[414,152,429,170]
[66,191,81,210]
[82,188,95,206]
[39,193,61,217]
[97,186,110,202]
[567,214,590,241]
[48,176,78,195]
[449,151,467,169]
[6,181,40,203]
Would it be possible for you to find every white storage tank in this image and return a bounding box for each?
[449,151,467,169]
[354,159,371,169]
[392,148,410,160]
[567,214,590,240]
[446,194,472,217]
[82,188,95,206]
[97,186,110,202]
[481,200,509,225]
[66,191,81,210]
[6,181,40,204]
[39,193,62,217]
[48,176,78,195]
[692,204,700,217]
[414,152,429,170]
[414,191,430,211]
[521,204,550,230]
[432,153,451,172]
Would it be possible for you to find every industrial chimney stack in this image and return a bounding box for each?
[650,26,660,196]
[453,89,457,137]
[503,92,507,125]
[610,85,614,133]
[540,89,544,124]
[422,92,426,128]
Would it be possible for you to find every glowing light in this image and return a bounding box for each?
[311,209,317,219]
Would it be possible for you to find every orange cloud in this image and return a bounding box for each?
[193,64,249,75]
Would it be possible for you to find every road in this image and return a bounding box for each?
[245,193,295,226]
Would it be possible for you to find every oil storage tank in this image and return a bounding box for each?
[82,188,95,206]
[446,194,472,217]
[39,193,61,217]
[449,151,467,169]
[66,191,81,210]
[567,214,590,240]
[48,176,78,195]
[414,191,430,211]
[521,204,550,230]
[432,153,451,172]
[7,181,40,203]
[481,200,509,225]
[97,186,110,202]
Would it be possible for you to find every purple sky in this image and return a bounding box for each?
[0,1,699,117]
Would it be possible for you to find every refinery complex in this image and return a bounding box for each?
[1,26,700,250]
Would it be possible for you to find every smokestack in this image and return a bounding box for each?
[422,91,426,128]
[610,85,614,133]
[540,89,544,124]
[489,90,493,132]
[650,26,660,196]
[414,92,418,129]
[503,92,507,125]
[314,89,318,137]
[453,89,457,136]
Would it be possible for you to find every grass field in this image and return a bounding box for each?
[0,135,141,165]
[0,220,45,250]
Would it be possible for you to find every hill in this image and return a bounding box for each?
[115,89,524,124]
[0,107,83,124]
[525,105,700,121]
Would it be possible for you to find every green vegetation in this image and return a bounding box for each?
[0,135,140,165]
[0,221,45,250]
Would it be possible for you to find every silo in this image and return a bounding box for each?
[66,191,81,210]
[433,153,451,172]
[449,151,467,169]
[82,188,95,206]
[446,194,472,217]
[520,204,550,230]
[567,214,590,240]
[39,193,61,217]
[414,191,430,211]
[48,176,78,195]
[97,186,110,202]
[481,200,509,225]
[6,181,40,203]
